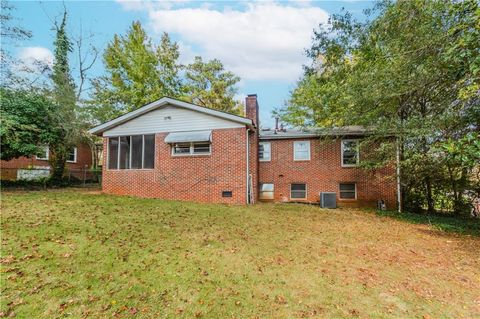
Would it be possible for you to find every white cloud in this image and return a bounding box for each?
[116,0,192,11]
[127,2,329,81]
[18,46,54,71]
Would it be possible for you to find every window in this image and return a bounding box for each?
[222,191,233,197]
[339,183,356,199]
[143,135,155,169]
[108,135,155,170]
[259,183,274,200]
[66,147,77,163]
[131,135,143,169]
[193,143,210,154]
[341,139,359,167]
[172,142,211,156]
[290,183,307,199]
[259,142,271,161]
[119,136,130,169]
[36,146,49,160]
[108,138,119,169]
[294,141,310,161]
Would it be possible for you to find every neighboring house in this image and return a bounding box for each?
[0,143,93,180]
[89,95,397,208]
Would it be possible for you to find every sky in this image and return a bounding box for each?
[6,0,374,127]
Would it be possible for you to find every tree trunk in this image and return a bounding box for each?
[49,145,67,183]
[425,176,435,214]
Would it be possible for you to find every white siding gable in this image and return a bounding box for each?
[103,105,244,137]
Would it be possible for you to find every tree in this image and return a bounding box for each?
[185,56,242,114]
[0,0,33,87]
[279,0,480,215]
[89,22,183,122]
[89,21,244,123]
[49,10,80,182]
[0,88,56,160]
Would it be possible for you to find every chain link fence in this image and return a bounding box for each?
[1,167,102,186]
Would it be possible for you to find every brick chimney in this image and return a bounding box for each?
[245,94,259,128]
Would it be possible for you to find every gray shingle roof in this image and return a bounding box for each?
[259,126,368,140]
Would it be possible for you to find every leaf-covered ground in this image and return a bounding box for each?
[1,189,479,318]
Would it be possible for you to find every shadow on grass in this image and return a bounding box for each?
[375,210,480,237]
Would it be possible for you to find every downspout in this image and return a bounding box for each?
[246,128,250,204]
[396,137,402,213]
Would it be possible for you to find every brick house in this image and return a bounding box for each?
[89,95,397,208]
[1,143,93,180]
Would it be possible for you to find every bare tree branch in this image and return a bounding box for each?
[73,23,98,100]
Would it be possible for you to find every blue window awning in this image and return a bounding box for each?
[164,130,212,143]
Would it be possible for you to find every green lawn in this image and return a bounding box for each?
[1,189,479,318]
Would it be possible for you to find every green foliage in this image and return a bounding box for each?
[375,210,480,236]
[0,88,56,160]
[49,10,81,183]
[185,56,242,114]
[279,0,480,215]
[89,22,183,122]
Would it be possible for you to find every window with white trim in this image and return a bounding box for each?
[67,147,77,163]
[259,142,271,161]
[293,141,310,161]
[36,146,49,160]
[341,139,359,166]
[172,142,211,156]
[108,135,155,169]
[290,183,307,199]
[339,183,356,199]
[259,183,274,200]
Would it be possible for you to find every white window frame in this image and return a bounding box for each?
[171,142,211,156]
[341,139,360,167]
[66,147,78,163]
[339,183,357,200]
[293,140,311,161]
[36,145,49,161]
[259,142,271,162]
[290,183,307,200]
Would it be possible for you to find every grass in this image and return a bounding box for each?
[1,189,479,318]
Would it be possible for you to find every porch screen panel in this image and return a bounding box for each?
[131,135,143,169]
[143,134,155,169]
[119,136,130,169]
[108,137,119,169]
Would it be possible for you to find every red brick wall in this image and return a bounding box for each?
[246,95,259,203]
[102,128,249,204]
[258,138,397,209]
[0,143,93,180]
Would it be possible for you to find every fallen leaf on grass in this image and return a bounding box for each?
[129,307,138,315]
[0,256,15,264]
[274,295,287,305]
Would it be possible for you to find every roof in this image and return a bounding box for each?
[88,97,254,136]
[259,126,369,140]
